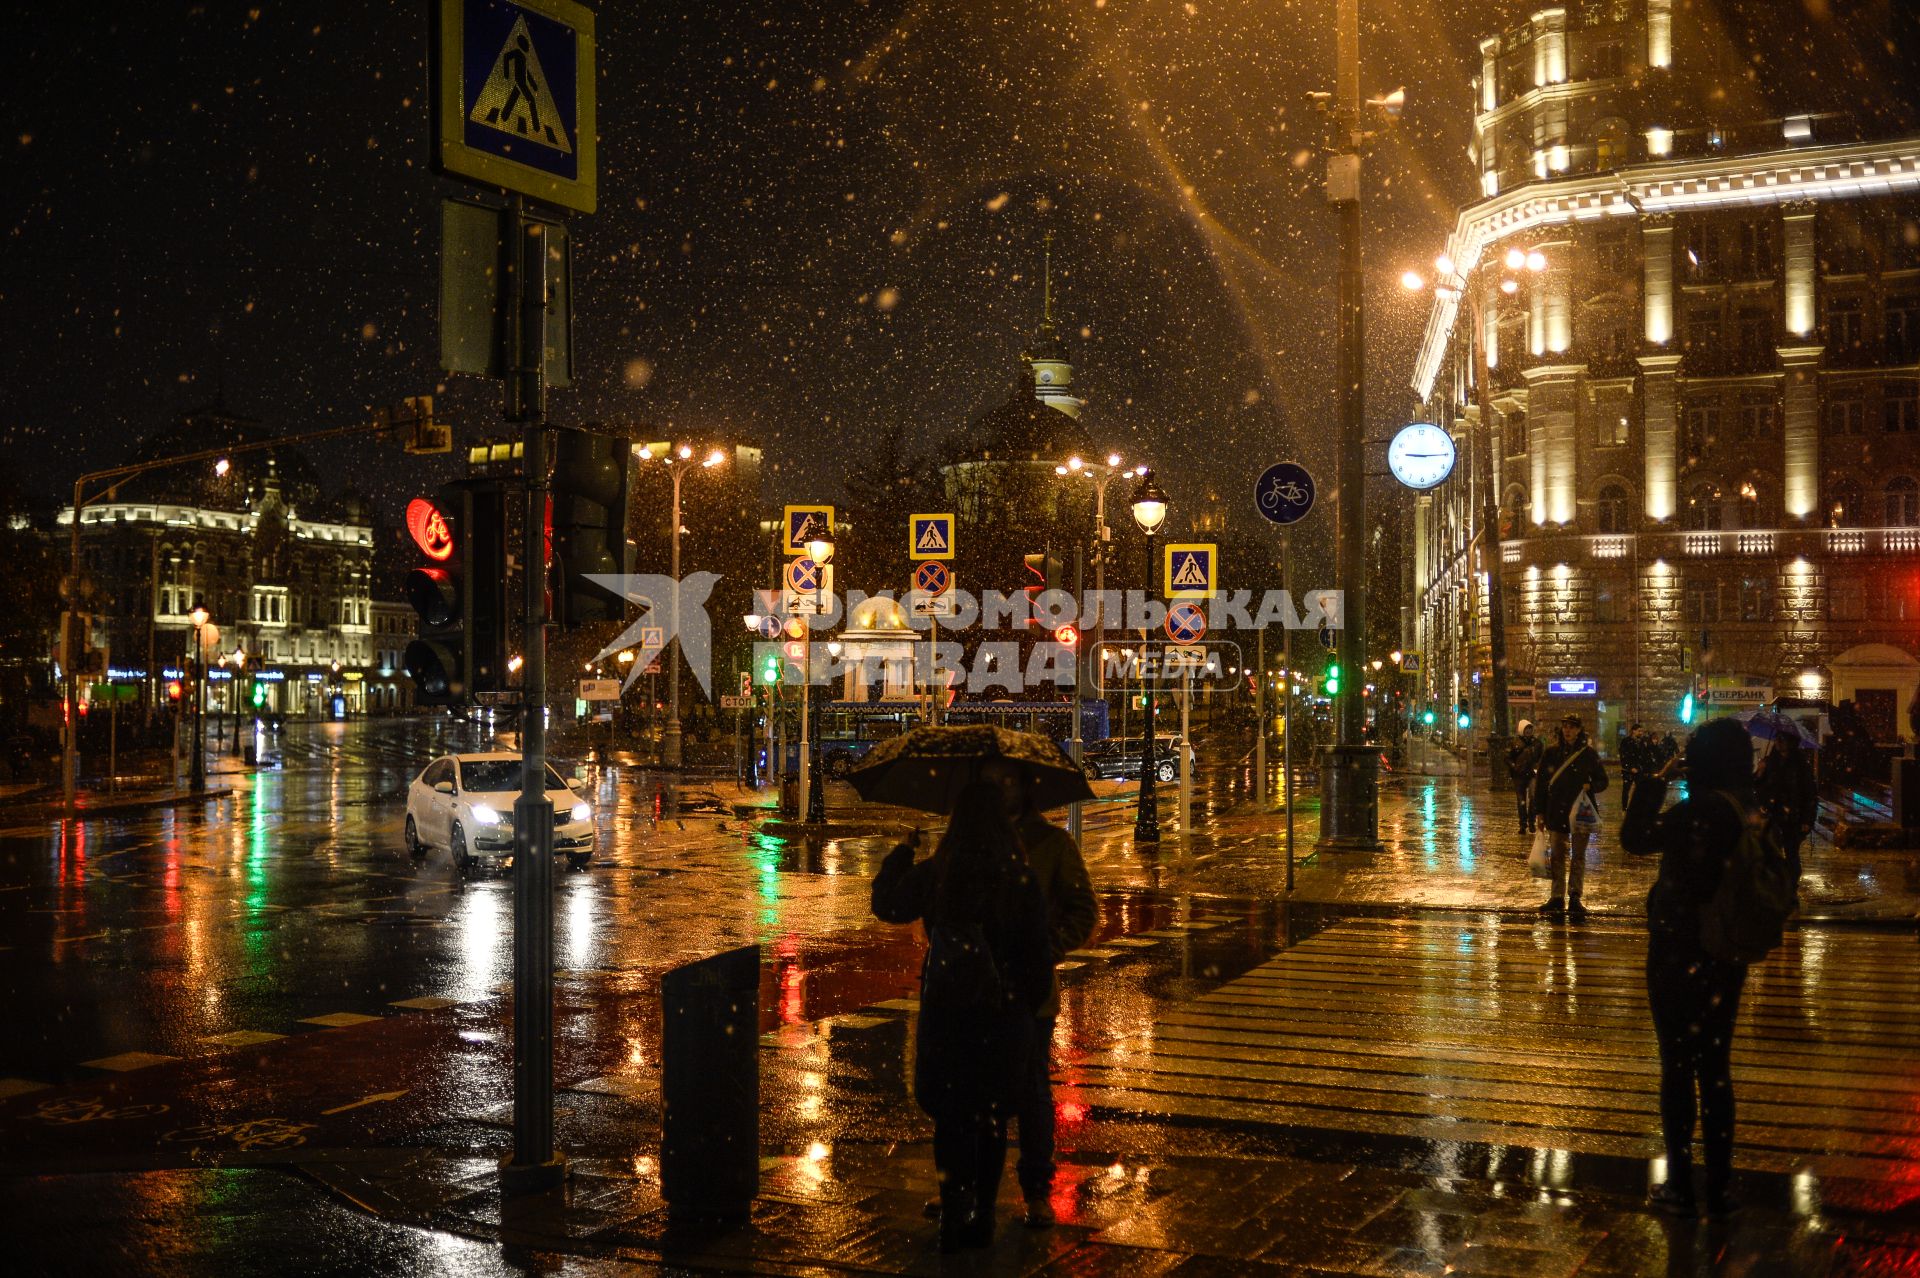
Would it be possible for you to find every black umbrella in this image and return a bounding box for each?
[846,723,1094,814]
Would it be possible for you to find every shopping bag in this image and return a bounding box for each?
[1572,790,1600,828]
[1527,828,1551,878]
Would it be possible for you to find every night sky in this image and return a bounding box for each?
[4,1,1913,541]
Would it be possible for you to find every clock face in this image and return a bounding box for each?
[1387,422,1457,490]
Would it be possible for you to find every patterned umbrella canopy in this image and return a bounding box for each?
[846,723,1094,814]
[1732,709,1820,750]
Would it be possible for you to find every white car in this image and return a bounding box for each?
[405,752,597,871]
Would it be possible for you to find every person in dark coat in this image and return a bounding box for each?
[1619,723,1653,812]
[1531,713,1610,920]
[1621,717,1756,1217]
[1755,729,1816,880]
[980,757,1098,1227]
[1506,721,1543,833]
[871,784,1053,1252]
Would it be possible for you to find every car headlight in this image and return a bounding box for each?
[570,802,592,823]
[471,803,503,826]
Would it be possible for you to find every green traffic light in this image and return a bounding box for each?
[1421,708,1436,725]
[1456,711,1471,729]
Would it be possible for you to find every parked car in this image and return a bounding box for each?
[405,752,597,872]
[1082,735,1194,783]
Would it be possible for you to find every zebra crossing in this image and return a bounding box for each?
[1064,915,1920,1185]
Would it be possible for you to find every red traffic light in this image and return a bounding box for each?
[166,681,182,700]
[406,497,455,562]
[1054,624,1079,648]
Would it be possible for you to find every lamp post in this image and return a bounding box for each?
[1130,470,1169,845]
[637,443,729,769]
[1054,455,1142,839]
[188,601,210,794]
[800,528,833,822]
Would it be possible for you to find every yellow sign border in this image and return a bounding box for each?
[783,505,836,557]
[435,0,598,214]
[1163,543,1218,600]
[908,512,956,561]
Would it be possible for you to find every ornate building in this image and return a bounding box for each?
[60,404,401,718]
[1409,0,1920,749]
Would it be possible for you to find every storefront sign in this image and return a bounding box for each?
[1546,678,1597,697]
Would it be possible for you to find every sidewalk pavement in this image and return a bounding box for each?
[0,783,236,821]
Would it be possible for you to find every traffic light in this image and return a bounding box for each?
[757,647,783,685]
[1023,550,1062,624]
[1054,624,1079,648]
[1420,706,1436,727]
[250,683,266,709]
[1324,659,1341,696]
[403,481,508,705]
[1679,689,1696,725]
[551,430,633,628]
[1456,702,1471,730]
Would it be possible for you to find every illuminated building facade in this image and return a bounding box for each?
[1409,1,1920,748]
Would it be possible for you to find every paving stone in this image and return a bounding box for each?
[0,1078,50,1099]
[388,996,459,1010]
[79,1051,180,1071]
[299,1012,381,1028]
[203,1030,287,1048]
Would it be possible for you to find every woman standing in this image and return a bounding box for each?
[1755,730,1816,881]
[872,783,1052,1252]
[1620,718,1756,1216]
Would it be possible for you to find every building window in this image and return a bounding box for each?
[1738,397,1776,439]
[1683,226,1717,279]
[1827,296,1864,355]
[1832,577,1865,620]
[1827,398,1866,436]
[1590,44,1625,79]
[1889,296,1920,363]
[1734,223,1775,277]
[1684,580,1721,623]
[1596,484,1631,533]
[1886,476,1920,527]
[1594,232,1632,276]
[1736,480,1766,529]
[1685,305,1722,350]
[1738,577,1774,621]
[1829,478,1864,527]
[1683,404,1721,456]
[1736,307,1772,359]
[1683,483,1723,531]
[1885,383,1920,434]
[1596,574,1629,624]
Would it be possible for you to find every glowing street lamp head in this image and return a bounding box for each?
[1434,254,1455,277]
[1067,456,1084,472]
[1500,278,1520,295]
[213,458,231,478]
[676,444,693,460]
[1106,453,1122,468]
[805,530,834,565]
[743,613,763,631]
[189,600,210,628]
[1400,269,1426,291]
[1130,469,1169,534]
[1526,250,1547,273]
[703,448,727,468]
[1504,247,1527,271]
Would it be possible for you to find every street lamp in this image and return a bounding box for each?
[1130,469,1168,845]
[188,600,210,793]
[636,441,731,769]
[800,529,833,823]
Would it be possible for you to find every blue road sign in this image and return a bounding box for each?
[1165,602,1208,645]
[1318,624,1338,653]
[786,557,824,594]
[914,560,952,595]
[909,513,955,561]
[1255,461,1316,526]
[435,0,597,213]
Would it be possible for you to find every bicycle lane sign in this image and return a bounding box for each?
[1254,461,1315,526]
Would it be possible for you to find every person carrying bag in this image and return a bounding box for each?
[1530,713,1609,920]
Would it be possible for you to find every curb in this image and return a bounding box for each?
[1,787,236,819]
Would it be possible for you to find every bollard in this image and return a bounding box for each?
[660,944,760,1221]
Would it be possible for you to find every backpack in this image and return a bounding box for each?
[920,921,1005,1016]
[1697,790,1799,963]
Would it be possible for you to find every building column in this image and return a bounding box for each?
[1640,354,1683,522]
[1779,344,1824,521]
[1782,207,1817,341]
[1525,366,1581,527]
[1642,222,1675,347]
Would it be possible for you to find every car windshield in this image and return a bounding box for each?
[460,761,570,794]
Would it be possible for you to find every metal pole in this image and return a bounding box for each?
[1068,542,1084,842]
[1318,0,1381,851]
[1255,626,1267,806]
[108,694,118,795]
[1135,530,1160,844]
[799,630,812,820]
[664,466,684,769]
[1178,667,1191,836]
[1473,288,1513,785]
[62,477,83,810]
[191,624,206,794]
[1284,537,1296,891]
[504,198,563,1194]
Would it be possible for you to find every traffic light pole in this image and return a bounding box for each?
[503,196,564,1195]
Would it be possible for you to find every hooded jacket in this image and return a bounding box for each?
[1621,718,1754,950]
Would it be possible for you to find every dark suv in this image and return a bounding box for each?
[1082,736,1193,783]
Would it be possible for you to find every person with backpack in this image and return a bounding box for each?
[1531,713,1610,920]
[1622,717,1796,1217]
[1506,721,1543,834]
[871,783,1054,1252]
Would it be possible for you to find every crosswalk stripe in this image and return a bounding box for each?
[1067,916,1920,1182]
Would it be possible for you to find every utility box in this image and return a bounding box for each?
[660,944,760,1220]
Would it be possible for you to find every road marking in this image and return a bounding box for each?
[321,1089,409,1116]
[203,1030,287,1048]
[300,1012,382,1028]
[52,932,109,946]
[80,1051,180,1072]
[0,1077,50,1100]
[389,996,459,1010]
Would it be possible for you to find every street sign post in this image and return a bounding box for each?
[1254,462,1316,526]
[579,678,620,701]
[909,513,955,560]
[433,0,598,213]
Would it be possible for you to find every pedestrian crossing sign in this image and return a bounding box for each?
[1163,543,1217,600]
[909,513,955,561]
[783,505,835,556]
[434,0,597,214]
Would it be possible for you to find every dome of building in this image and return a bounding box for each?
[970,376,1094,463]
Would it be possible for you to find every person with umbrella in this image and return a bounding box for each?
[871,782,1053,1251]
[859,726,1099,1234]
[1754,721,1816,880]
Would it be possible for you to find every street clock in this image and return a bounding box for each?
[1386,422,1457,490]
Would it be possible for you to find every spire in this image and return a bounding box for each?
[1041,231,1056,334]
[1025,228,1083,419]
